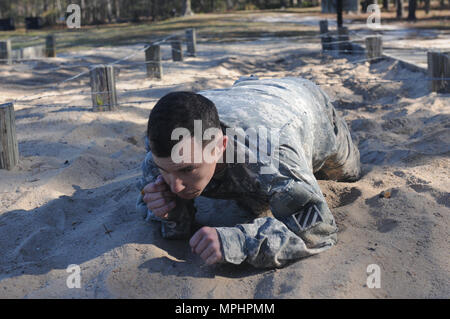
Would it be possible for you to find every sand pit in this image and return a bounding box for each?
[0,36,449,298]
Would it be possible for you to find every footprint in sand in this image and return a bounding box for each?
[377,218,399,233]
[321,184,362,209]
[39,208,66,232]
[409,184,450,208]
[13,226,58,262]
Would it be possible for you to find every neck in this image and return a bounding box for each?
[214,162,226,175]
[213,150,227,176]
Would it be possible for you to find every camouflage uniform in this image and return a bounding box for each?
[136,77,361,268]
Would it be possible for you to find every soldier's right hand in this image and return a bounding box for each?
[142,175,176,219]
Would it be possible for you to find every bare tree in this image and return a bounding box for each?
[106,0,113,22]
[183,0,194,16]
[425,0,430,13]
[226,0,234,10]
[407,0,417,20]
[396,0,403,18]
[114,0,120,19]
[80,0,87,23]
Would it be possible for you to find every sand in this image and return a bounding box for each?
[0,30,449,298]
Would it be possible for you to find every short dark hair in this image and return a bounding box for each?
[147,91,221,157]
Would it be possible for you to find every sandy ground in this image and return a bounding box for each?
[0,25,449,298]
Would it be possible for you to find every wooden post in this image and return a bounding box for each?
[22,45,46,59]
[171,40,183,62]
[319,20,332,52]
[45,34,56,57]
[185,28,197,57]
[145,45,162,79]
[319,20,328,34]
[365,36,383,62]
[0,103,19,170]
[89,65,118,111]
[0,40,12,65]
[337,27,351,55]
[427,51,450,93]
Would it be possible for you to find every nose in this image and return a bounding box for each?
[169,175,186,194]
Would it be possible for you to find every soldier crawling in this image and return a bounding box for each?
[136,77,361,268]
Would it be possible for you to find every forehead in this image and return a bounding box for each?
[153,137,201,169]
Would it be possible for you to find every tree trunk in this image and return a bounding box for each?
[56,0,62,16]
[183,0,194,16]
[106,0,113,23]
[80,0,86,23]
[425,0,430,13]
[151,0,157,20]
[337,0,343,27]
[114,0,120,19]
[396,0,403,18]
[407,0,417,20]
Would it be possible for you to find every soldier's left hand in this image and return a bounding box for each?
[189,226,223,265]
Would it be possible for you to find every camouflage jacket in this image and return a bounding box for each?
[136,77,361,268]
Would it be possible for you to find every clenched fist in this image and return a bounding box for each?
[142,175,176,219]
[189,226,223,265]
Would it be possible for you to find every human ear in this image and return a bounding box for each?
[221,135,228,151]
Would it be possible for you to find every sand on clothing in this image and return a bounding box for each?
[0,31,449,298]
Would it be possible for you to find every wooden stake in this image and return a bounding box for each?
[171,40,183,62]
[0,103,19,170]
[145,45,162,79]
[185,28,197,57]
[427,51,450,93]
[0,40,12,65]
[45,34,56,57]
[365,36,383,62]
[89,65,118,111]
[337,27,351,55]
[319,20,332,52]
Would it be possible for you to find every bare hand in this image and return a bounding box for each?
[189,226,223,265]
[142,175,176,219]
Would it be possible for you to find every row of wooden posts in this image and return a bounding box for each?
[0,34,56,64]
[319,20,383,60]
[91,28,197,112]
[0,28,196,66]
[319,20,450,94]
[0,29,197,170]
[1,26,449,170]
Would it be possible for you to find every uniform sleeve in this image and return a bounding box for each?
[135,145,161,221]
[215,144,338,268]
[216,215,337,268]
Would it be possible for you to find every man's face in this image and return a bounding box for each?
[152,134,228,199]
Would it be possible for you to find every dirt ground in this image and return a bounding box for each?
[0,10,449,298]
